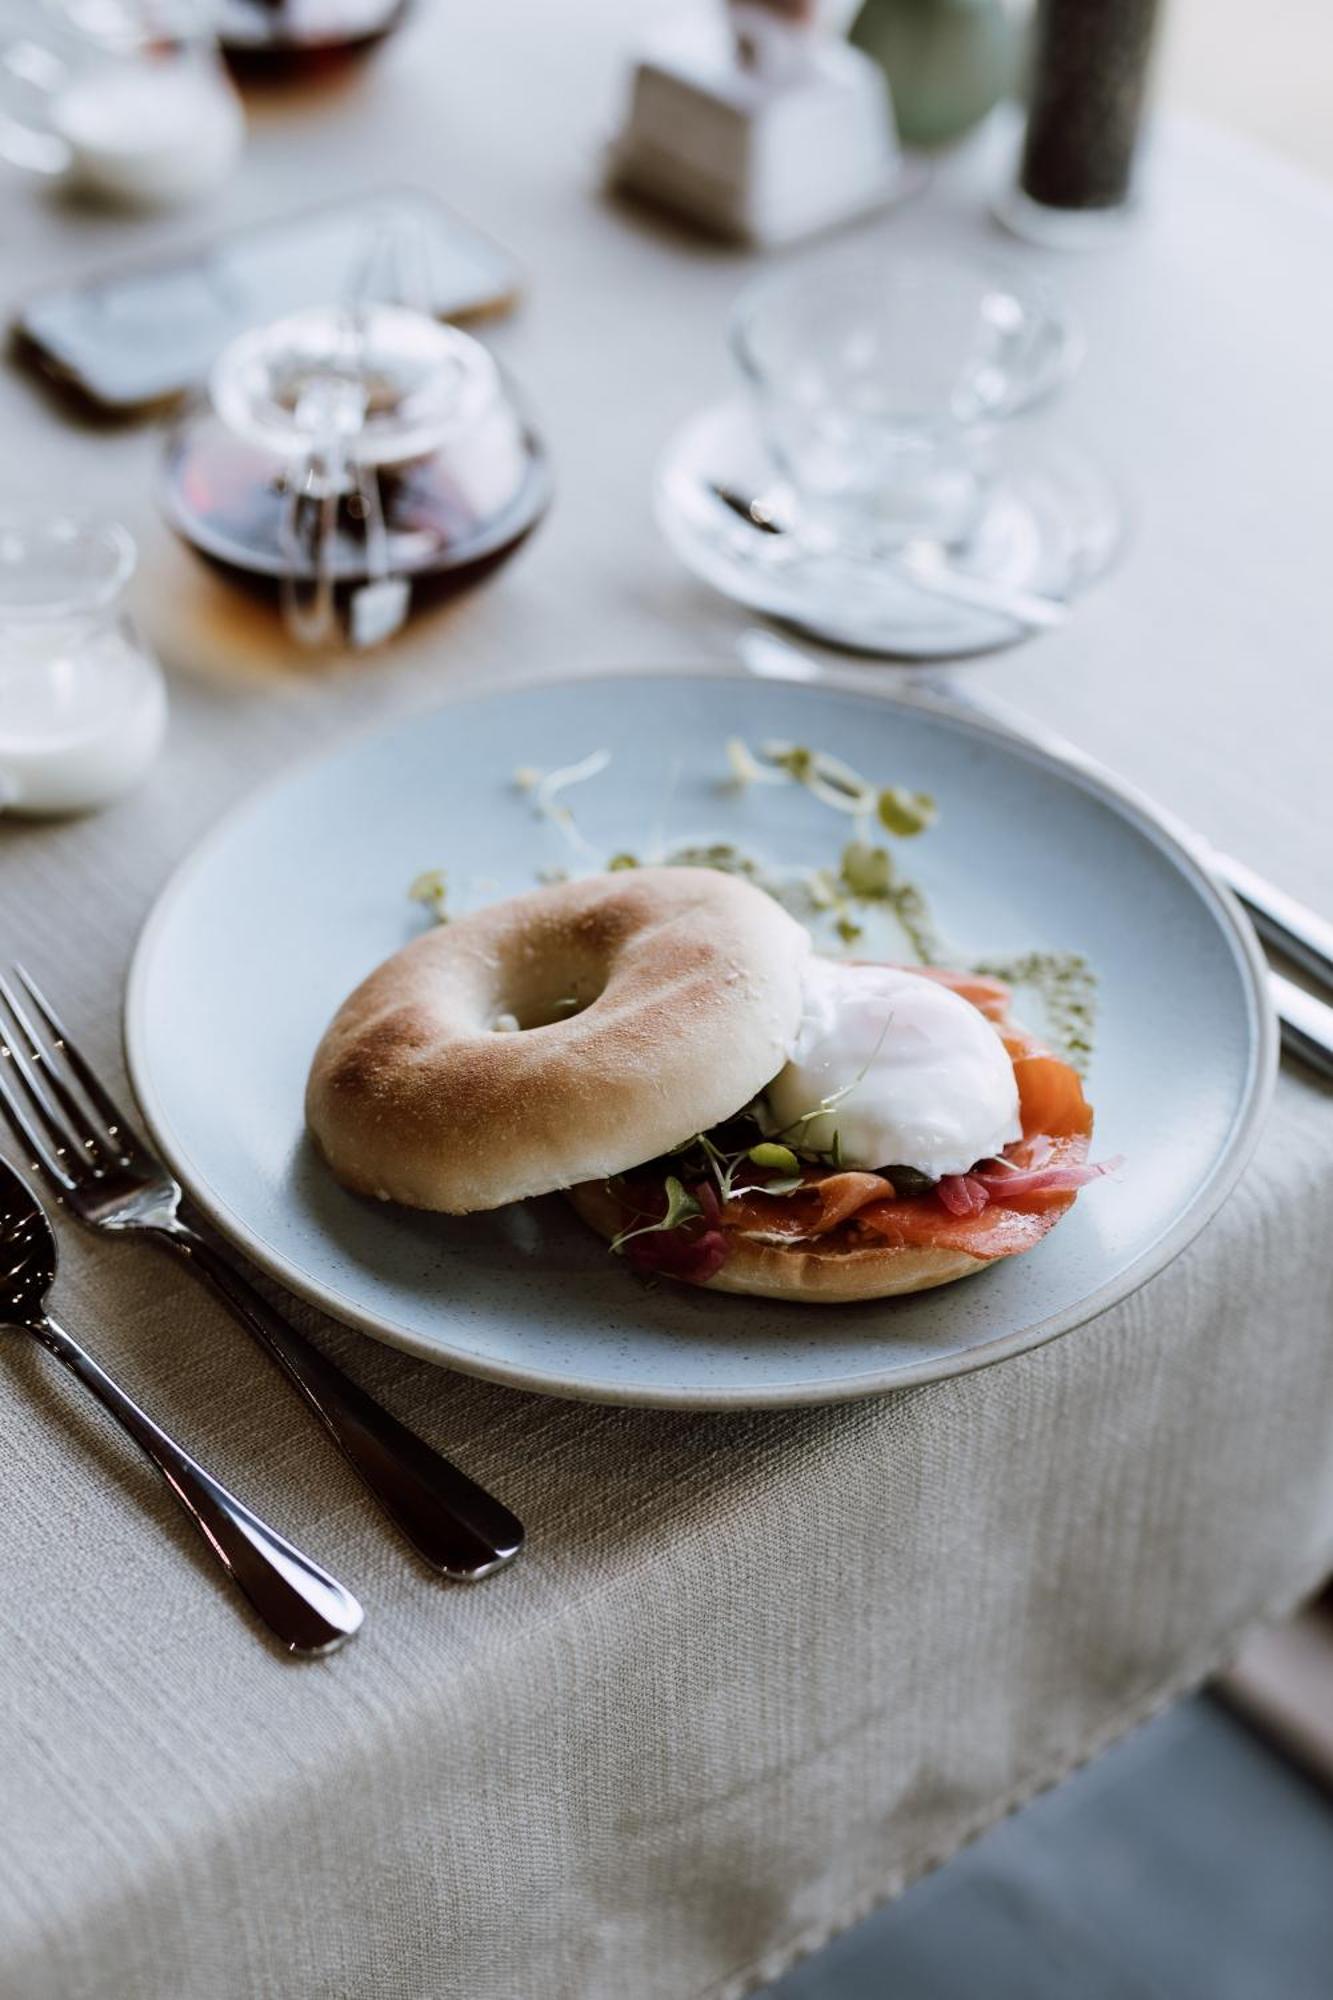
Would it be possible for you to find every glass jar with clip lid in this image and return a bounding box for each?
[161,286,550,651]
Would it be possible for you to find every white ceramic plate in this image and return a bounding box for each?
[126,667,1275,1408]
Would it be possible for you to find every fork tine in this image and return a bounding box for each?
[0,1045,77,1193]
[0,973,112,1165]
[13,964,137,1150]
[0,983,95,1163]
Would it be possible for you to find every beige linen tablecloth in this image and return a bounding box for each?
[2,6,1332,1995]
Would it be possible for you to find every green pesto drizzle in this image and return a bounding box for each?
[972,951,1097,1073]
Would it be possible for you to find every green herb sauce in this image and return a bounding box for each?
[972,951,1097,1073]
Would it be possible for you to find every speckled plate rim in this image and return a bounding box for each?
[123,660,1278,1408]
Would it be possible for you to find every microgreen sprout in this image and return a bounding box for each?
[719,1140,808,1201]
[608,1175,701,1254]
[876,787,938,838]
[696,1130,745,1201]
[537,748,609,806]
[515,748,612,858]
[655,1131,811,1208]
[408,869,449,922]
[725,737,783,791]
[758,740,875,815]
[840,842,894,899]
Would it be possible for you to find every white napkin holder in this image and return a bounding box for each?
[610,8,904,247]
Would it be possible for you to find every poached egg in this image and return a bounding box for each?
[764,958,1021,1178]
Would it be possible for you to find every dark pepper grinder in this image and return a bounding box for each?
[997,0,1163,246]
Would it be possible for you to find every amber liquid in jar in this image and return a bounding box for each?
[161,419,551,624]
[215,0,409,80]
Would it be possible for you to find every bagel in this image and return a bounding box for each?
[306,866,810,1212]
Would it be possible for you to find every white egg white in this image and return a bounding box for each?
[764,958,1020,1178]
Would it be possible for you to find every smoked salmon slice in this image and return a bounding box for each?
[724,1170,897,1240]
[1013,1054,1093,1140]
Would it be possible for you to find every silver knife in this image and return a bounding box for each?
[1208,851,1333,994]
[737,629,1333,1081]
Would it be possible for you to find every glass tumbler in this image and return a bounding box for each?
[730,253,1079,552]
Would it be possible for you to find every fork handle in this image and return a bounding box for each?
[30,1312,363,1655]
[155,1221,524,1581]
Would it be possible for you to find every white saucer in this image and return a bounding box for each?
[655,398,1123,660]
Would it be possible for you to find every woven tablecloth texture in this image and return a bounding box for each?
[1,5,1332,1995]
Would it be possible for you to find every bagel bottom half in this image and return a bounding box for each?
[564,1178,986,1305]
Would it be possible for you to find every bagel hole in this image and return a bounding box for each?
[492,974,601,1033]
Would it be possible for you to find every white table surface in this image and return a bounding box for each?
[1,6,1331,1997]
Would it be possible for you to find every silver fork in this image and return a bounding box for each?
[0,967,524,1582]
[0,1153,363,1656]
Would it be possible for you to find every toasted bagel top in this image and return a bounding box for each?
[306,866,811,1212]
